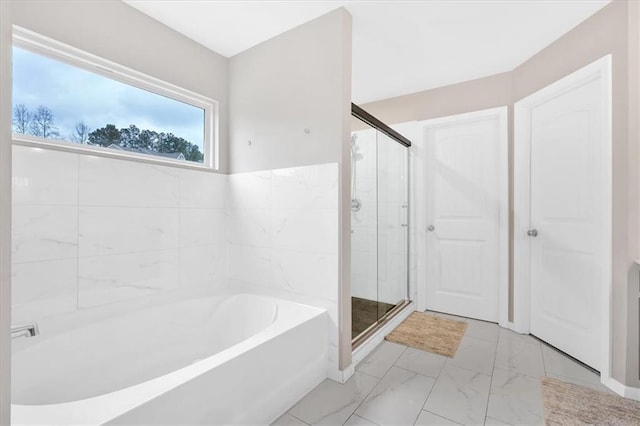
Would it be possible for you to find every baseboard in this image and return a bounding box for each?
[603,377,640,401]
[327,363,355,384]
[504,320,529,335]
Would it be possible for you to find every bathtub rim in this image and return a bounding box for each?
[12,292,281,406]
[11,292,326,426]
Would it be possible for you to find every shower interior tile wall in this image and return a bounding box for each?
[11,146,228,323]
[351,129,377,302]
[376,133,408,305]
[351,128,407,305]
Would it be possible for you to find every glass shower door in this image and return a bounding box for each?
[376,133,408,320]
[350,123,379,338]
[351,114,409,344]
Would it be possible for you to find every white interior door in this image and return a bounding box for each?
[516,57,611,371]
[422,108,507,322]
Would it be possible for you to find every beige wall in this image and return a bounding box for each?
[228,8,350,174]
[229,8,354,372]
[361,0,639,387]
[513,0,636,388]
[0,1,11,423]
[357,71,512,126]
[338,12,354,373]
[12,0,231,173]
[630,0,640,388]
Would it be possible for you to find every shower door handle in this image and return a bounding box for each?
[400,205,408,227]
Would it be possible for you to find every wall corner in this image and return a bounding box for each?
[337,6,353,372]
[0,0,12,423]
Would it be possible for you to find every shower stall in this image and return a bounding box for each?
[350,104,410,346]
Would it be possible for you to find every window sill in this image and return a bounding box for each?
[12,135,219,173]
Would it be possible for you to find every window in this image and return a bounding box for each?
[11,27,217,168]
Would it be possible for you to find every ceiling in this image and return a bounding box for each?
[125,0,610,104]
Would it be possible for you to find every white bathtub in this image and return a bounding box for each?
[11,292,328,425]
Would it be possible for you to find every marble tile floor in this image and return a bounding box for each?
[274,311,610,426]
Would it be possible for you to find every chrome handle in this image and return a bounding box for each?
[400,205,408,228]
[527,229,538,237]
[427,225,435,232]
[12,330,32,340]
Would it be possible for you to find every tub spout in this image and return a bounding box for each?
[11,322,39,339]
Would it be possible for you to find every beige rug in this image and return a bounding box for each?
[385,312,467,357]
[541,377,640,425]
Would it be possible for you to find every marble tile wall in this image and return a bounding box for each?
[227,162,339,300]
[11,146,227,323]
[226,162,341,378]
[12,149,341,377]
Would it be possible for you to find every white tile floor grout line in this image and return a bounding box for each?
[286,412,310,425]
[412,368,441,425]
[540,342,548,377]
[358,320,489,426]
[346,343,407,425]
[357,321,487,426]
[484,316,501,425]
[279,311,605,426]
[424,409,464,425]
[355,369,384,381]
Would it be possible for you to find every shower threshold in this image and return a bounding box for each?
[351,298,412,350]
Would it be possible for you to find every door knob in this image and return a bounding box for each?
[527,229,538,237]
[427,225,435,232]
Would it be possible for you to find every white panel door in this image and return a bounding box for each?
[423,108,507,322]
[523,61,610,371]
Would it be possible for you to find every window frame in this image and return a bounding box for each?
[11,26,219,171]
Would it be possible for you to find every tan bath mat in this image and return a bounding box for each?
[541,377,640,425]
[385,312,467,357]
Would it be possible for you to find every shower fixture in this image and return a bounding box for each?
[351,133,362,212]
[11,322,39,339]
